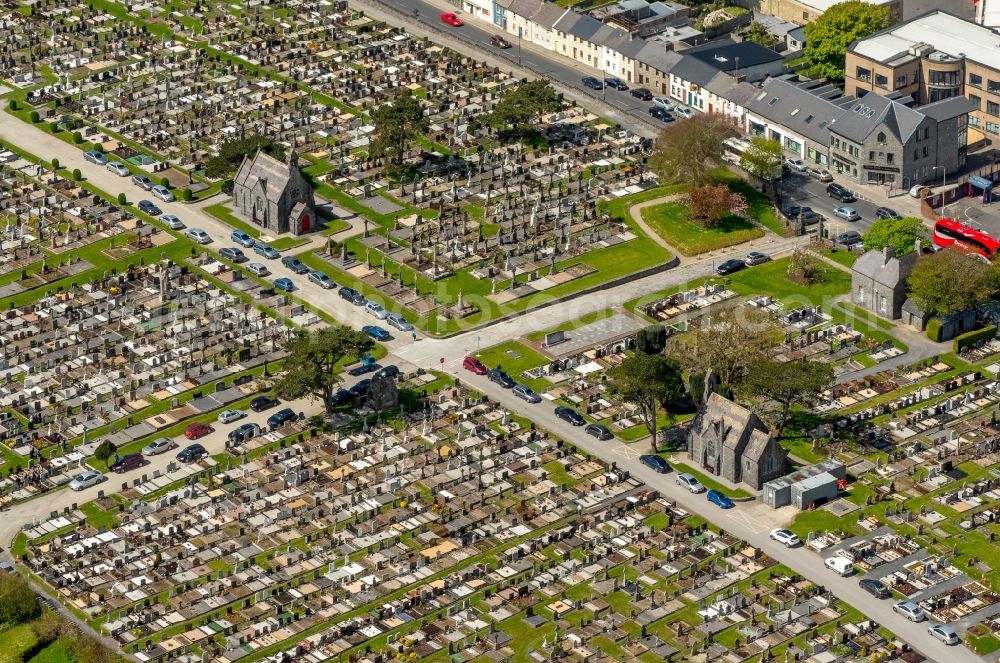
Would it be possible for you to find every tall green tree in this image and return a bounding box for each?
[907,250,999,316]
[274,327,374,413]
[744,21,776,47]
[94,440,117,470]
[741,359,834,438]
[670,306,777,392]
[370,89,429,166]
[486,79,563,136]
[606,354,685,452]
[204,135,284,179]
[861,216,925,255]
[649,114,737,186]
[804,1,892,82]
[739,136,782,183]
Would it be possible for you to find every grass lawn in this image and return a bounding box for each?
[968,632,1000,655]
[267,236,309,251]
[723,256,851,303]
[203,202,261,239]
[0,624,39,663]
[80,501,121,530]
[812,245,859,269]
[717,172,787,236]
[641,201,763,256]
[836,301,896,330]
[666,461,752,499]
[27,637,79,663]
[473,341,550,391]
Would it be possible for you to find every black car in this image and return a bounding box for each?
[349,362,380,377]
[373,365,400,381]
[339,286,366,305]
[250,395,279,412]
[137,199,161,216]
[177,443,208,463]
[281,256,310,274]
[582,76,603,90]
[836,230,863,245]
[781,204,806,221]
[648,107,673,122]
[716,259,746,276]
[487,367,515,388]
[585,423,613,440]
[349,379,371,398]
[859,578,891,599]
[228,423,260,443]
[604,77,628,90]
[329,388,353,407]
[267,407,297,428]
[555,406,585,426]
[630,87,653,101]
[827,182,856,202]
[875,206,901,220]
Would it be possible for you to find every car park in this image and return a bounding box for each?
[106,162,130,177]
[875,206,901,220]
[859,578,891,599]
[228,423,261,443]
[893,600,926,622]
[282,256,310,274]
[161,214,184,230]
[489,34,511,48]
[83,150,108,165]
[185,228,211,244]
[220,247,248,263]
[184,422,212,439]
[110,453,144,473]
[585,423,613,440]
[267,408,297,428]
[348,379,371,398]
[648,107,673,122]
[177,443,208,463]
[151,184,174,202]
[604,77,628,90]
[640,454,670,473]
[827,182,856,202]
[132,174,153,190]
[439,11,462,26]
[365,301,389,319]
[246,262,270,277]
[69,469,103,491]
[807,167,833,181]
[674,106,694,118]
[769,528,800,547]
[833,206,860,221]
[230,230,255,247]
[555,406,585,425]
[835,231,863,246]
[142,437,175,456]
[250,396,279,412]
[716,259,746,276]
[825,556,854,576]
[676,472,706,493]
[463,356,488,374]
[137,199,161,216]
[273,277,294,292]
[784,158,807,171]
[927,623,960,645]
[218,408,244,424]
[339,286,366,305]
[374,365,400,380]
[362,325,391,341]
[582,76,603,90]
[706,489,734,508]
[513,384,541,403]
[745,251,770,266]
[308,270,336,289]
[630,87,653,101]
[387,313,414,332]
[253,242,280,259]
[487,367,515,388]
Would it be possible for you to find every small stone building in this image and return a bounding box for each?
[232,148,316,235]
[686,393,787,490]
[850,245,918,320]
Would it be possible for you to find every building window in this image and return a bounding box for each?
[970,95,982,110]
[868,150,875,161]
[989,80,1000,94]
[971,73,984,88]
[785,137,801,155]
[896,74,908,87]
[875,74,888,88]
[855,66,871,81]
[877,131,886,145]
[856,88,868,98]
[988,122,1000,134]
[928,70,959,87]
[989,101,1000,117]
[887,153,894,164]
[970,115,982,127]
[924,127,929,140]
[879,294,887,314]
[857,285,865,304]
[922,146,929,157]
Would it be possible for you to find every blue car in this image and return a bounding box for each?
[230,230,256,247]
[273,277,294,292]
[707,489,734,509]
[362,325,391,341]
[254,242,280,259]
[639,454,670,473]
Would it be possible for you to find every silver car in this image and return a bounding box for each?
[676,472,706,493]
[927,623,960,645]
[142,436,175,456]
[512,384,541,403]
[69,469,103,491]
[893,600,925,622]
[161,214,184,230]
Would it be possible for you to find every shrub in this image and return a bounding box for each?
[636,324,667,355]
[8,100,17,112]
[28,110,39,123]
[926,319,943,343]
[72,168,81,181]
[47,121,59,133]
[117,192,127,205]
[50,158,59,171]
[954,325,997,353]
[179,188,192,201]
[160,176,170,188]
[72,131,82,144]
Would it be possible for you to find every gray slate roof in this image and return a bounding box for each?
[920,96,978,122]
[829,94,925,144]
[852,247,918,287]
[234,150,292,204]
[745,78,849,145]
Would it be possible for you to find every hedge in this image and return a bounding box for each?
[954,325,997,353]
[926,319,942,343]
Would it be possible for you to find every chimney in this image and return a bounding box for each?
[883,245,896,262]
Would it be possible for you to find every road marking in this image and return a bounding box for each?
[612,444,641,459]
[726,509,770,534]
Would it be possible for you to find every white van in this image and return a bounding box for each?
[824,556,854,576]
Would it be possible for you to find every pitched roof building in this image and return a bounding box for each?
[233,149,316,236]
[851,245,919,320]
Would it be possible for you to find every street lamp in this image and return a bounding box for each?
[517,27,522,67]
[933,166,949,218]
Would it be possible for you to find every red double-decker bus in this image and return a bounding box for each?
[932,218,1000,260]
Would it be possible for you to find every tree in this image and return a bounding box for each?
[117,192,127,205]
[50,158,58,171]
[369,89,428,167]
[636,324,667,355]
[862,216,925,255]
[71,131,82,144]
[71,168,81,181]
[804,1,892,82]
[686,184,747,228]
[274,327,373,413]
[786,247,824,285]
[486,79,563,137]
[744,21,776,47]
[649,114,737,186]
[739,136,782,183]
[95,440,117,469]
[0,574,40,625]
[741,359,834,438]
[204,135,285,179]
[28,110,38,123]
[907,249,999,316]
[606,354,685,452]
[670,306,777,392]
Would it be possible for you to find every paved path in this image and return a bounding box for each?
[626,194,682,255]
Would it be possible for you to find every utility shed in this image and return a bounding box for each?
[791,471,839,509]
[762,460,845,508]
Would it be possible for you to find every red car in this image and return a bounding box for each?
[463,356,487,374]
[440,12,463,26]
[184,422,212,440]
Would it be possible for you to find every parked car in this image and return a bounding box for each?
[250,396,279,412]
[825,556,854,576]
[807,167,833,182]
[706,489,734,509]
[362,325,391,341]
[716,259,746,276]
[246,262,270,277]
[161,214,184,230]
[630,87,653,101]
[674,106,694,119]
[439,11,463,26]
[106,162,130,177]
[859,578,891,599]
[185,228,211,244]
[582,76,603,90]
[585,423,613,440]
[132,174,153,190]
[69,469,103,491]
[282,256,310,274]
[875,206,901,220]
[827,182,856,202]
[554,406,585,426]
[640,454,670,473]
[463,356,487,374]
[83,150,108,165]
[349,361,380,377]
[513,384,541,403]
[177,443,208,463]
[387,313,414,332]
[648,107,673,122]
[184,422,212,440]
[835,230,863,246]
[267,407,297,428]
[833,206,861,221]
[490,34,511,48]
[218,408,244,424]
[676,472,706,493]
[230,230,255,247]
[487,367,515,388]
[769,528,800,547]
[910,184,931,198]
[254,242,280,259]
[348,379,371,398]
[137,199,161,216]
[110,453,144,473]
[329,388,353,407]
[308,270,336,289]
[365,300,389,319]
[784,158,807,171]
[151,184,174,202]
[927,623,961,645]
[219,247,248,263]
[651,95,673,110]
[745,251,770,266]
[340,286,366,305]
[142,437,175,456]
[374,365,400,380]
[273,277,294,292]
[893,600,926,622]
[228,422,261,443]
